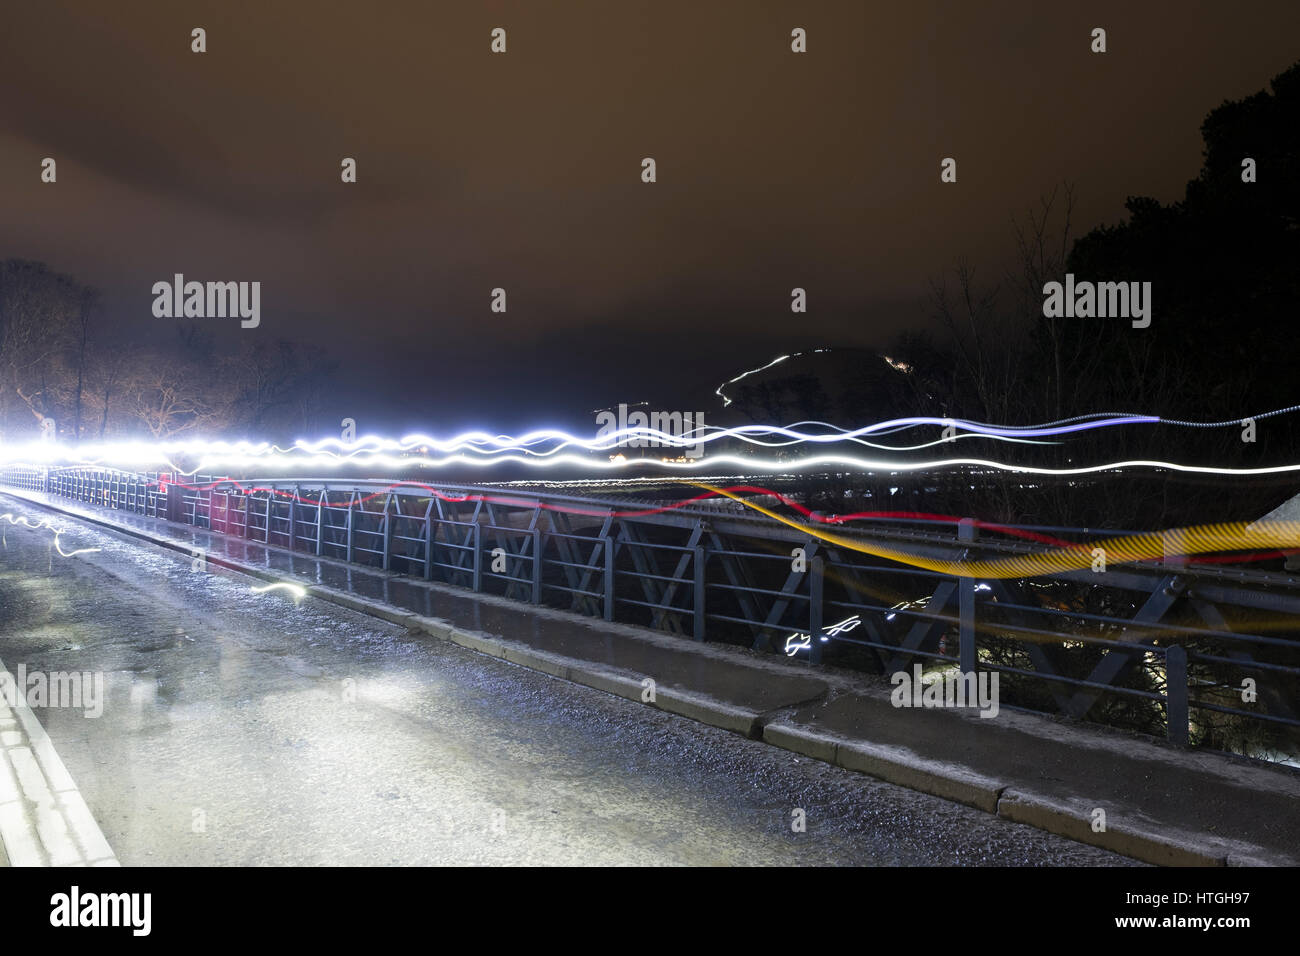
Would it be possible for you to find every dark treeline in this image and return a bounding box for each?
[730,61,1300,531]
[0,260,336,442]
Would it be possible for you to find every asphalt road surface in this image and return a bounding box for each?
[0,499,1135,865]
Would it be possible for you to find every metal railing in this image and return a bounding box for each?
[4,465,1299,754]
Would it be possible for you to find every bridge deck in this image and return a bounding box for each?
[5,487,1299,865]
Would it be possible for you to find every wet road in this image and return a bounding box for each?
[0,499,1134,865]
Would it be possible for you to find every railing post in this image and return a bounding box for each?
[316,489,327,556]
[263,485,273,542]
[693,543,706,641]
[381,494,393,571]
[472,522,483,592]
[164,475,185,523]
[531,528,543,604]
[1166,644,1189,745]
[289,485,301,551]
[422,499,435,580]
[809,554,824,664]
[603,529,616,621]
[345,491,357,562]
[959,519,977,673]
[242,492,251,539]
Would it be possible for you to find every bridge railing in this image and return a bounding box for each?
[4,465,1299,757]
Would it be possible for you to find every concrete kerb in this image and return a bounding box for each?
[762,722,839,765]
[759,721,1235,864]
[2,491,1280,867]
[996,790,1227,867]
[762,721,1003,813]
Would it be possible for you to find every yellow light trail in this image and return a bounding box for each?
[692,484,1300,579]
[250,582,307,601]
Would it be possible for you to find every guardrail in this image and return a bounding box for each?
[4,464,1298,756]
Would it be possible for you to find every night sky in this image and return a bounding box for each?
[3,0,1298,433]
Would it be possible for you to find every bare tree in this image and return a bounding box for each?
[0,260,82,435]
[1010,183,1076,420]
[125,356,217,438]
[84,345,132,439]
[70,286,99,440]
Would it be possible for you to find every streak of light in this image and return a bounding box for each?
[0,513,101,558]
[694,483,1300,579]
[714,350,833,406]
[8,402,1300,477]
[250,582,307,601]
[784,615,862,656]
[0,415,1156,475]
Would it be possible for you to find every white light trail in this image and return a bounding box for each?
[0,514,101,558]
[0,416,1133,475]
[784,615,862,656]
[11,449,1300,479]
[1,406,1295,478]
